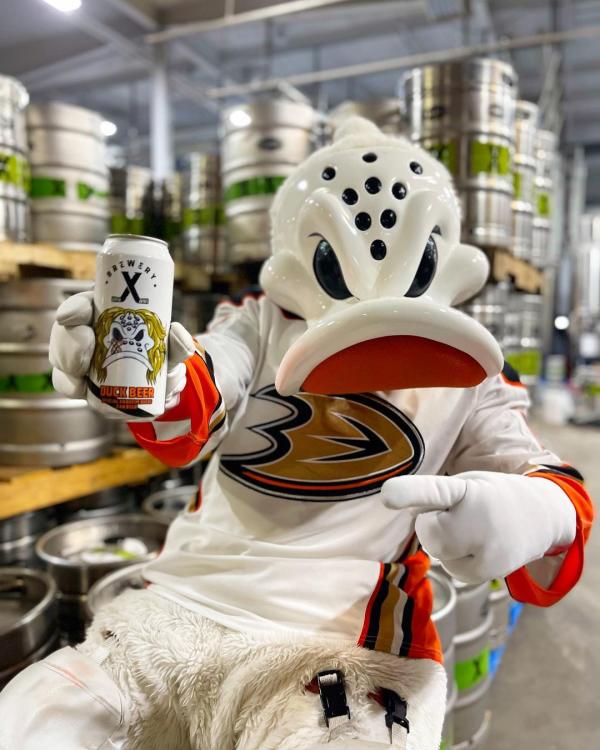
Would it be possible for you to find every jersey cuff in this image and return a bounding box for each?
[128,350,223,468]
[506,471,594,607]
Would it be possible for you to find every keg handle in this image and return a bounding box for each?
[0,577,27,597]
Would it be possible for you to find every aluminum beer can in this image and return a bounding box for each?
[87,234,174,420]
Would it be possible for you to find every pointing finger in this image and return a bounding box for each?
[381,475,468,514]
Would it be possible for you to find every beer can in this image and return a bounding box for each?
[87,234,174,420]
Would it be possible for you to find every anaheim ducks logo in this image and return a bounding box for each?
[91,307,167,384]
[220,386,424,501]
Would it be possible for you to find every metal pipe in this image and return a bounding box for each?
[146,0,354,43]
[150,44,174,180]
[205,23,600,99]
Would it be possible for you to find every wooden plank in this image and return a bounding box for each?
[0,242,96,281]
[487,249,544,293]
[0,449,168,520]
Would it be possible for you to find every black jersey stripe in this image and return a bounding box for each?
[535,464,585,483]
[502,360,522,384]
[362,563,392,649]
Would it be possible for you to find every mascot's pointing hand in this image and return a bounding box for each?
[49,290,195,415]
[381,472,576,584]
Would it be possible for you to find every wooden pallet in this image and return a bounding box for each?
[0,241,97,281]
[487,249,545,294]
[0,449,168,520]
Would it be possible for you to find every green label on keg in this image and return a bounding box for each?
[470,141,510,176]
[584,383,600,396]
[513,170,522,199]
[490,578,502,591]
[77,182,108,201]
[224,175,287,202]
[455,646,489,691]
[0,153,29,191]
[427,141,458,175]
[0,371,54,393]
[536,191,550,217]
[505,349,541,377]
[30,176,66,198]
[182,205,223,229]
[111,213,129,234]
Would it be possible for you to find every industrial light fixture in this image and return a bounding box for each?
[228,109,252,128]
[554,315,570,331]
[41,0,82,12]
[101,120,117,137]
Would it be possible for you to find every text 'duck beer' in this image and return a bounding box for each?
[87,234,174,419]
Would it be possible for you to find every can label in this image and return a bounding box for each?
[88,237,173,420]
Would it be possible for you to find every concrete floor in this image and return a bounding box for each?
[487,420,600,749]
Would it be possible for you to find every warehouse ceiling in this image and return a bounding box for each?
[2,0,600,199]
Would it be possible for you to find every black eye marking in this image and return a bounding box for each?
[312,238,352,300]
[392,182,407,200]
[370,239,387,260]
[342,188,358,205]
[410,161,423,175]
[322,166,336,180]
[134,330,144,341]
[112,328,123,340]
[355,212,371,231]
[365,176,381,194]
[432,225,442,235]
[380,209,396,229]
[362,152,377,163]
[405,234,437,298]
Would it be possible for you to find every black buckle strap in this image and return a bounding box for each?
[381,688,410,734]
[316,670,351,727]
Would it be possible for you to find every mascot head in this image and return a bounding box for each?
[91,307,166,384]
[259,117,503,396]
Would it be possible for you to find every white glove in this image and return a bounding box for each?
[49,290,195,416]
[381,471,576,584]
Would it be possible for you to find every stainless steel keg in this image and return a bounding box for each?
[0,511,49,566]
[511,100,538,260]
[504,292,542,385]
[0,568,57,684]
[532,129,557,269]
[86,561,147,619]
[142,485,197,524]
[109,165,152,235]
[430,569,458,702]
[0,75,30,242]
[460,282,509,344]
[27,102,109,248]
[0,278,113,466]
[405,58,517,249]
[221,99,318,263]
[328,98,407,135]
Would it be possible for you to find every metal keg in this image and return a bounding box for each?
[488,579,511,678]
[56,488,136,523]
[453,579,491,695]
[0,511,49,566]
[181,152,225,272]
[36,514,168,642]
[27,102,109,248]
[441,680,458,750]
[460,282,509,344]
[504,292,542,385]
[221,98,318,263]
[86,561,147,619]
[176,292,225,336]
[328,98,407,135]
[452,684,492,748]
[0,278,113,466]
[405,58,517,249]
[511,101,538,261]
[430,569,458,700]
[0,75,30,241]
[109,165,152,235]
[142,485,197,524]
[0,568,58,687]
[532,129,557,269]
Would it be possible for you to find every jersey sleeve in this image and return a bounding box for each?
[444,362,594,607]
[128,295,262,468]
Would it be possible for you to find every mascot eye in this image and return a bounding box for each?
[405,234,437,298]
[112,328,123,341]
[134,330,144,341]
[313,239,352,300]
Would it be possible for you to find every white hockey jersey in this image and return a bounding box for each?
[130,294,592,662]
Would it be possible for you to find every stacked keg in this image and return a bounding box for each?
[36,514,168,643]
[532,130,557,269]
[488,579,511,678]
[0,75,30,242]
[504,291,543,385]
[0,568,58,688]
[181,152,226,273]
[220,98,319,264]
[27,102,109,249]
[109,165,152,235]
[511,101,538,261]
[328,98,407,135]
[142,485,197,524]
[430,570,458,749]
[452,579,493,749]
[405,58,517,249]
[0,278,112,466]
[460,282,508,345]
[0,511,50,567]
